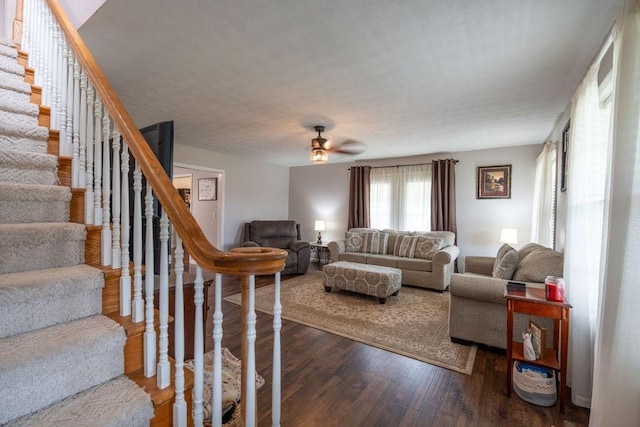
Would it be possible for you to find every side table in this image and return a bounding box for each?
[504,287,571,412]
[309,241,330,264]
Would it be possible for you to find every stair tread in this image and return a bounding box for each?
[0,264,104,339]
[4,375,153,427]
[0,315,127,424]
[0,181,71,200]
[0,222,86,241]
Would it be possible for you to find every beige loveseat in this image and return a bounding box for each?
[327,228,460,291]
[449,243,563,349]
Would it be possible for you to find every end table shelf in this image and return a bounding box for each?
[504,287,571,412]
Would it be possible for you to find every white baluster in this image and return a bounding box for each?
[65,49,74,157]
[34,1,44,87]
[120,143,131,317]
[111,128,121,269]
[55,26,65,133]
[43,7,53,107]
[272,272,282,427]
[71,57,80,187]
[193,266,205,426]
[84,82,94,224]
[246,274,257,427]
[132,163,144,323]
[144,182,156,377]
[58,42,68,153]
[93,98,102,225]
[157,212,170,389]
[21,0,31,56]
[50,25,60,130]
[101,111,111,266]
[173,236,187,427]
[78,71,87,189]
[212,273,223,427]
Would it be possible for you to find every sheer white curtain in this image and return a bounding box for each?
[531,141,558,247]
[590,2,640,425]
[564,54,614,406]
[370,164,431,231]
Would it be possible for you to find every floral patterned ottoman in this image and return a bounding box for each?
[322,261,402,304]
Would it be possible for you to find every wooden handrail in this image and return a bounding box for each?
[44,0,286,274]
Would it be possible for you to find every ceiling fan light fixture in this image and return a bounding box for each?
[310,149,329,164]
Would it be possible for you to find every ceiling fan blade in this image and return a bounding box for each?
[327,139,366,155]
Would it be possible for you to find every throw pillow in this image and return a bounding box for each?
[394,235,419,258]
[512,249,564,283]
[413,236,445,260]
[362,232,389,254]
[345,232,364,253]
[492,244,519,279]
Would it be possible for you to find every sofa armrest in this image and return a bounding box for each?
[449,273,508,305]
[430,245,460,290]
[450,273,546,304]
[464,256,495,275]
[328,240,345,263]
[289,240,310,252]
[242,241,260,248]
[432,245,460,265]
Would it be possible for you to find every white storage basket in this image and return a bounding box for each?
[512,361,557,407]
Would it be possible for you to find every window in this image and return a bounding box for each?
[370,164,432,231]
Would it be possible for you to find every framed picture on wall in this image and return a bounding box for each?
[198,178,217,201]
[477,165,512,199]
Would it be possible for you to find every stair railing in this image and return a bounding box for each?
[15,1,286,426]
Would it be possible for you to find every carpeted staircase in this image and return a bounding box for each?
[0,36,153,426]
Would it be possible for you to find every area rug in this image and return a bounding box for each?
[224,272,477,375]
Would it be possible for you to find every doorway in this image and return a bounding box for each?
[173,163,224,250]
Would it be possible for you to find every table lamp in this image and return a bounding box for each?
[315,220,325,244]
[500,228,518,245]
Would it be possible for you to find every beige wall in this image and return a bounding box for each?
[290,144,542,271]
[174,144,290,251]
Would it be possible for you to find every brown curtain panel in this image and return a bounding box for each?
[431,159,457,236]
[348,166,371,229]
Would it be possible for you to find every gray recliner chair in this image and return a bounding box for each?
[242,220,311,275]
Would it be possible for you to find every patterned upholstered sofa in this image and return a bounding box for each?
[327,228,460,291]
[449,243,563,349]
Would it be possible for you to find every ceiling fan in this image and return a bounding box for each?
[309,125,365,164]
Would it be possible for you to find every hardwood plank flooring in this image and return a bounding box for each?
[203,263,590,426]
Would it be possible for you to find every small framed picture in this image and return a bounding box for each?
[198,178,217,201]
[529,320,546,359]
[477,165,511,199]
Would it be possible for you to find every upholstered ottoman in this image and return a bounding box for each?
[322,261,402,304]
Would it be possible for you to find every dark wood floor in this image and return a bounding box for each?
[205,263,590,427]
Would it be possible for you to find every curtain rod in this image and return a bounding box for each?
[348,159,459,170]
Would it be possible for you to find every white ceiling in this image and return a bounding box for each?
[78,0,623,167]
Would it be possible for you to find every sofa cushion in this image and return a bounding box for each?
[397,257,433,272]
[394,235,419,258]
[512,248,564,283]
[366,254,399,268]
[492,244,519,279]
[345,232,364,252]
[362,232,389,254]
[339,252,368,263]
[414,236,444,260]
[412,231,456,247]
[382,230,411,255]
[518,242,548,260]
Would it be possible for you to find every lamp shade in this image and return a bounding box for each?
[315,220,325,231]
[310,149,328,164]
[500,228,518,245]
